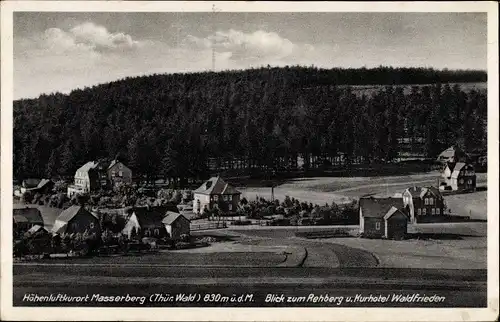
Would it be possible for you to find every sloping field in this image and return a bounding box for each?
[319,222,486,269]
[239,172,487,206]
[444,191,487,221]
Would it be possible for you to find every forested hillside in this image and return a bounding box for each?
[14,66,487,181]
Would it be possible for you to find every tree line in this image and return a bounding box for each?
[14,66,487,184]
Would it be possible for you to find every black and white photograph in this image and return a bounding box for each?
[1,1,498,321]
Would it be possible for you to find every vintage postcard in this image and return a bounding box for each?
[1,1,498,321]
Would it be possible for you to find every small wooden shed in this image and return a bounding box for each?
[162,211,190,240]
[359,197,409,240]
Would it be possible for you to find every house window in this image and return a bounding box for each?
[429,198,434,205]
[119,171,123,176]
[431,208,435,215]
[375,222,381,230]
[223,195,228,201]
[228,195,232,201]
[214,195,219,201]
[418,209,421,216]
[424,198,428,205]
[422,208,427,215]
[468,180,472,185]
[112,171,116,176]
[436,208,441,215]
[460,179,464,184]
[154,229,159,236]
[228,204,232,211]
[90,223,95,229]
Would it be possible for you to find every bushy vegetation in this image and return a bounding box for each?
[14,66,486,185]
[233,195,359,226]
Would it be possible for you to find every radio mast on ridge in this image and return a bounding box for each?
[212,4,216,71]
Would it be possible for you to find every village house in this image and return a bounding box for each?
[441,162,476,192]
[162,211,190,240]
[122,206,170,239]
[52,205,101,236]
[193,176,241,214]
[359,197,409,240]
[402,186,445,223]
[13,207,45,236]
[20,178,45,194]
[67,161,100,197]
[21,178,55,195]
[107,160,133,187]
[67,159,133,197]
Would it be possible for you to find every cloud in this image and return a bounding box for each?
[16,22,142,56]
[14,26,330,99]
[69,22,141,52]
[185,29,315,62]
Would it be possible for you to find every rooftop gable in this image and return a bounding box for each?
[193,176,241,195]
[162,211,189,225]
[128,206,166,228]
[13,207,44,225]
[76,161,98,174]
[56,205,95,223]
[359,197,404,218]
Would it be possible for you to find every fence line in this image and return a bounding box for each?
[190,222,227,231]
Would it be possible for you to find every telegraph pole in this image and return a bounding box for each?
[212,4,216,71]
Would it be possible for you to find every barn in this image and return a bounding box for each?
[359,197,409,240]
[162,211,190,240]
[52,205,100,236]
[122,206,169,239]
[13,207,44,236]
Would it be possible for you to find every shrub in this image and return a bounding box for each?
[232,220,252,226]
[22,191,34,204]
[53,180,68,193]
[175,242,192,249]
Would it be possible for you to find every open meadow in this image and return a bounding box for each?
[238,171,488,220]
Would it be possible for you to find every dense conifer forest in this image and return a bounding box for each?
[13,66,487,182]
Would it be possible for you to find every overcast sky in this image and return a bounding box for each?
[14,12,487,99]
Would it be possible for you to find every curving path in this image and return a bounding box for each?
[230,230,379,268]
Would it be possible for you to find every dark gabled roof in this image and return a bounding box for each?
[13,208,44,225]
[128,206,166,229]
[405,186,443,199]
[437,146,468,161]
[427,186,443,198]
[359,197,404,218]
[404,186,424,197]
[36,179,53,189]
[24,225,48,237]
[383,206,409,220]
[108,159,131,170]
[193,176,241,195]
[56,205,96,223]
[22,178,41,188]
[162,211,189,225]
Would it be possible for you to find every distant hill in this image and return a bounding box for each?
[13,66,487,183]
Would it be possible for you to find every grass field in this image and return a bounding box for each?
[24,251,287,267]
[239,171,487,206]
